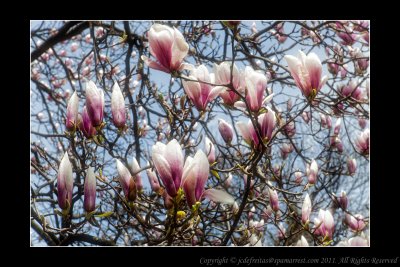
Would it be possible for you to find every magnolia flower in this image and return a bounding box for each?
[340,80,364,101]
[218,119,234,144]
[353,20,369,32]
[248,232,262,246]
[268,188,279,212]
[294,171,303,184]
[284,121,296,137]
[84,167,96,213]
[348,236,368,246]
[251,22,258,34]
[181,150,209,207]
[296,236,309,247]
[337,191,348,210]
[314,209,335,239]
[320,113,332,128]
[234,66,270,112]
[78,106,97,138]
[237,107,276,147]
[336,236,368,247]
[358,117,367,129]
[131,157,143,192]
[213,62,244,105]
[347,158,357,176]
[334,118,341,136]
[280,143,294,159]
[308,159,318,184]
[345,213,366,232]
[141,23,189,74]
[337,26,358,45]
[65,91,79,131]
[253,219,265,231]
[262,206,273,221]
[152,139,184,197]
[327,60,340,76]
[302,193,312,224]
[146,168,161,194]
[335,137,344,153]
[340,65,348,78]
[57,152,73,210]
[111,82,126,129]
[182,65,224,111]
[116,159,136,201]
[225,173,233,187]
[277,222,286,239]
[284,51,327,100]
[96,27,105,38]
[355,129,369,155]
[59,50,67,57]
[70,42,79,52]
[354,51,369,74]
[85,80,104,127]
[302,111,311,124]
[182,150,234,207]
[204,137,216,163]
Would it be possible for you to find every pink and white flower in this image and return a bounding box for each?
[268,187,279,212]
[284,51,327,99]
[116,159,137,201]
[218,119,234,144]
[234,66,271,112]
[65,91,79,131]
[57,152,73,210]
[85,80,104,127]
[355,129,369,155]
[146,168,161,194]
[111,82,126,129]
[141,24,189,74]
[182,150,234,207]
[131,157,143,192]
[205,137,216,163]
[84,167,96,213]
[295,236,309,247]
[307,159,318,184]
[213,62,244,105]
[345,213,366,232]
[302,193,312,224]
[182,65,224,111]
[347,158,357,176]
[78,106,97,138]
[314,209,335,239]
[236,107,276,147]
[152,139,184,197]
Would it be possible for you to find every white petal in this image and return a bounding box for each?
[203,189,235,204]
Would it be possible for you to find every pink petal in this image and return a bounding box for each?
[141,55,170,73]
[170,27,189,70]
[165,139,184,189]
[192,150,210,200]
[148,25,174,70]
[304,52,322,90]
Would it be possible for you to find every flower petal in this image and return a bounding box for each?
[141,55,170,73]
[203,189,235,204]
